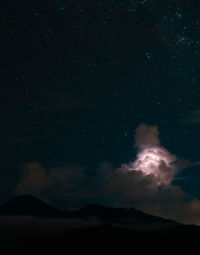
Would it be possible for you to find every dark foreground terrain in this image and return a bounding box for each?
[0,195,199,254]
[1,224,200,254]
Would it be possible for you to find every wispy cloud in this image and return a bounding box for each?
[187,110,200,123]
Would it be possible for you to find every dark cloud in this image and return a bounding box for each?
[47,92,95,112]
[21,90,95,115]
[187,110,200,123]
[15,163,93,207]
[134,124,160,148]
[15,162,49,196]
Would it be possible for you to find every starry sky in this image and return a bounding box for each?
[1,0,200,207]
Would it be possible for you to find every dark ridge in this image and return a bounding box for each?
[0,195,189,230]
[69,203,178,224]
[0,195,62,217]
[0,195,179,226]
[0,195,200,254]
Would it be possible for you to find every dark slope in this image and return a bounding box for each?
[63,203,180,231]
[0,195,62,217]
[0,196,177,226]
[0,195,199,233]
[73,203,173,222]
[0,196,200,253]
[0,224,200,254]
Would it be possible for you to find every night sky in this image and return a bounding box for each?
[1,0,200,221]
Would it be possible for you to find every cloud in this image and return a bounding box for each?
[15,164,94,207]
[22,91,95,116]
[131,124,179,185]
[187,110,200,123]
[15,162,49,196]
[48,93,95,112]
[139,199,200,226]
[14,124,200,225]
[134,124,160,148]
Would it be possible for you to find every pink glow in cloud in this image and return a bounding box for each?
[125,124,178,185]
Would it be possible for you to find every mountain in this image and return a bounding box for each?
[77,203,170,222]
[0,195,199,232]
[0,195,181,231]
[63,203,180,231]
[0,196,200,253]
[0,195,62,217]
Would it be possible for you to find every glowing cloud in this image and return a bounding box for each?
[127,124,178,185]
[15,123,200,225]
[132,146,177,185]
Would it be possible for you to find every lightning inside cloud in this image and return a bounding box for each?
[15,123,200,225]
[127,124,178,185]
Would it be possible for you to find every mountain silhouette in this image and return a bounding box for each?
[63,203,180,231]
[0,195,200,232]
[0,195,62,217]
[0,195,200,253]
[77,203,171,222]
[0,195,181,231]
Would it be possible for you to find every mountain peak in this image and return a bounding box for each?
[82,204,107,210]
[0,195,61,217]
[10,194,41,203]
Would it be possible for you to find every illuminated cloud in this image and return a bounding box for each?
[15,124,200,225]
[127,124,178,185]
